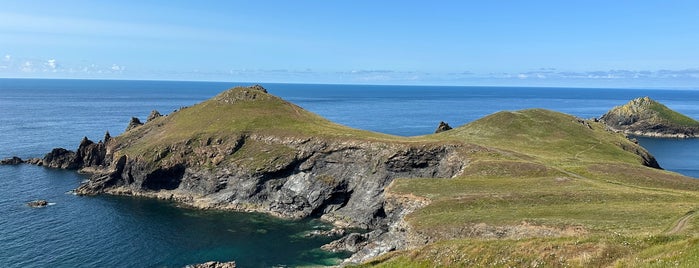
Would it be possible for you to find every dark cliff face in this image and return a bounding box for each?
[41,136,110,169]
[75,134,464,228]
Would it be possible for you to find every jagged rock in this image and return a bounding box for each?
[43,148,79,169]
[25,158,43,166]
[601,96,699,138]
[76,137,109,167]
[125,117,143,131]
[434,121,452,133]
[147,110,162,122]
[39,137,109,170]
[27,199,48,208]
[185,261,236,268]
[75,135,463,228]
[104,131,112,143]
[0,156,24,165]
[250,84,267,93]
[213,85,271,104]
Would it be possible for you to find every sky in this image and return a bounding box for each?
[1,0,699,88]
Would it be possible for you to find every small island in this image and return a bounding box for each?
[601,96,699,138]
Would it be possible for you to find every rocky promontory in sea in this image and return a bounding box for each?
[12,85,670,265]
[601,96,699,138]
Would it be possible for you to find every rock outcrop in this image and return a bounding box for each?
[0,156,24,165]
[601,97,699,138]
[434,121,452,133]
[75,134,463,228]
[147,110,162,122]
[126,117,143,131]
[37,134,111,170]
[186,261,236,268]
[27,199,49,208]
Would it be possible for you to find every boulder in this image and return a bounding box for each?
[27,199,48,208]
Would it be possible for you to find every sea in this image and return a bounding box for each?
[1,78,698,267]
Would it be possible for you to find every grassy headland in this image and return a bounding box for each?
[103,86,699,267]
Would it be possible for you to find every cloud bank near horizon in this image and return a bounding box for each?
[2,54,697,89]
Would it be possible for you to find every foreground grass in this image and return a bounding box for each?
[358,235,699,268]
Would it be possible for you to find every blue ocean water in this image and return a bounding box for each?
[1,79,698,267]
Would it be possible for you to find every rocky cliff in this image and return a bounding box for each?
[601,96,699,138]
[22,85,666,265]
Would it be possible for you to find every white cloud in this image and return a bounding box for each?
[3,54,10,62]
[517,74,528,79]
[21,61,34,72]
[46,59,57,70]
[111,64,124,71]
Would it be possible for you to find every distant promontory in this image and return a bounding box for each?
[601,96,699,138]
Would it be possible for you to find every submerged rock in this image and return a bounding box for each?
[27,199,49,208]
[434,121,453,133]
[0,156,24,165]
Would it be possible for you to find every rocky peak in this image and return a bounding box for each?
[434,121,453,133]
[213,85,273,104]
[104,131,112,143]
[147,110,162,122]
[126,117,143,131]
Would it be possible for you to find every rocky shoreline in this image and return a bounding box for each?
[1,88,673,266]
[0,84,467,264]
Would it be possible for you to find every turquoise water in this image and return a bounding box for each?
[1,79,698,267]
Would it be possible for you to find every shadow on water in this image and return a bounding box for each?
[0,165,349,268]
[635,136,699,178]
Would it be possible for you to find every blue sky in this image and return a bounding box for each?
[1,1,699,88]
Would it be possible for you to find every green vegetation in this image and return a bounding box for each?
[648,101,699,127]
[116,86,401,158]
[111,87,699,266]
[357,109,699,267]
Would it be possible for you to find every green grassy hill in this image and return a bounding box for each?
[115,85,400,158]
[357,110,699,267]
[105,86,699,267]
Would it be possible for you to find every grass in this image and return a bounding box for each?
[356,235,699,268]
[116,86,403,158]
[648,101,699,127]
[363,109,699,267]
[107,86,699,266]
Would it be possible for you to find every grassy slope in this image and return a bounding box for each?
[648,101,699,127]
[360,110,699,267]
[110,87,699,266]
[115,86,402,160]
